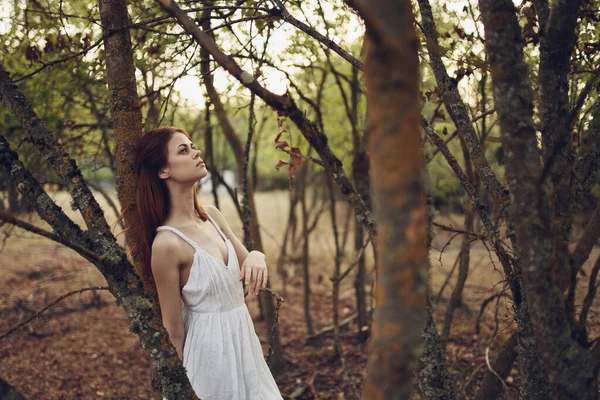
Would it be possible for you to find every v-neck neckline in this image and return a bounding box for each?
[157,214,231,267]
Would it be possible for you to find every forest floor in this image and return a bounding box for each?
[1,189,598,400]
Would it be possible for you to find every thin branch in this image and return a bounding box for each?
[578,255,600,329]
[0,135,91,249]
[334,237,371,283]
[0,68,113,240]
[269,0,363,70]
[0,211,100,262]
[0,286,110,341]
[156,0,377,245]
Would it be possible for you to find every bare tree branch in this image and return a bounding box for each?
[0,211,101,262]
[269,0,363,70]
[0,135,91,248]
[0,286,110,342]
[0,68,113,240]
[155,0,377,245]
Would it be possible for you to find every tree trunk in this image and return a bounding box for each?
[479,1,598,397]
[351,65,370,342]
[417,300,456,400]
[98,0,145,277]
[359,0,429,397]
[98,1,198,397]
[300,165,314,336]
[0,67,196,398]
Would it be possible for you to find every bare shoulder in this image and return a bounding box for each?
[151,231,183,274]
[152,230,182,253]
[204,205,226,224]
[203,204,222,219]
[203,205,232,233]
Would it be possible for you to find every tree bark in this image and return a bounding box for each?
[98,0,146,284]
[417,300,456,400]
[358,0,428,397]
[98,1,198,397]
[479,0,598,397]
[538,0,582,295]
[0,103,196,400]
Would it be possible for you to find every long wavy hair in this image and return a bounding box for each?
[128,126,208,280]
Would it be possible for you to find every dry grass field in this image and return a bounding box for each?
[1,189,598,399]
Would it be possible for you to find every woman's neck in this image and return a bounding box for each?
[165,184,199,226]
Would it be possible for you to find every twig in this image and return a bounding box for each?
[269,0,363,70]
[0,211,100,263]
[333,237,371,283]
[485,346,509,393]
[15,37,105,82]
[434,250,462,304]
[305,307,373,342]
[475,292,509,335]
[432,221,481,238]
[461,363,486,398]
[0,286,110,341]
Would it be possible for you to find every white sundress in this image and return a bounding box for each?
[156,215,283,400]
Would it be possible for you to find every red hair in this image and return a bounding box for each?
[128,127,208,280]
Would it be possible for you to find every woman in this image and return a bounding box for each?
[131,127,283,399]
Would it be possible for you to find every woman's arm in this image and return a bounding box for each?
[151,234,186,360]
[205,205,268,296]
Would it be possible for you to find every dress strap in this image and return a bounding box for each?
[206,214,228,242]
[156,226,201,252]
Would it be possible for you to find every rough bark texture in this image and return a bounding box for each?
[99,1,198,397]
[417,0,512,230]
[479,0,598,397]
[0,68,112,242]
[538,0,582,294]
[0,89,196,400]
[155,0,377,246]
[539,0,581,159]
[98,0,146,284]
[358,0,428,398]
[417,300,455,400]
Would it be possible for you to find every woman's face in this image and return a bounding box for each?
[159,131,208,183]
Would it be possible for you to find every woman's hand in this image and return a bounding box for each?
[240,251,268,296]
